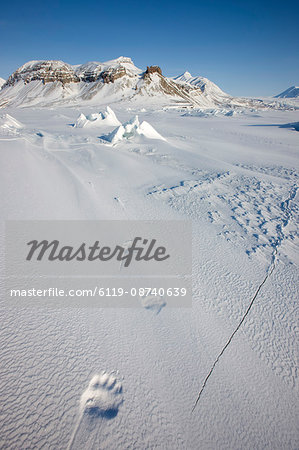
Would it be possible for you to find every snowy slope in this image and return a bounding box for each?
[275,85,299,98]
[0,105,298,449]
[0,77,6,88]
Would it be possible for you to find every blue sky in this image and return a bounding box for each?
[0,0,298,97]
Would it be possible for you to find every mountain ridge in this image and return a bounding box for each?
[0,57,296,110]
[1,57,231,108]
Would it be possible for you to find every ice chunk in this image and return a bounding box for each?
[74,106,121,128]
[137,120,166,140]
[102,115,166,144]
[0,113,23,130]
[0,113,24,136]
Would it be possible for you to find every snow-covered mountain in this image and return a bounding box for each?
[0,57,278,110]
[275,86,299,98]
[0,57,230,108]
[0,77,6,88]
[173,71,230,104]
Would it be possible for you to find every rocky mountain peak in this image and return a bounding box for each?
[145,66,162,76]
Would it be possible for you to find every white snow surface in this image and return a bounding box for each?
[0,103,298,449]
[0,77,6,88]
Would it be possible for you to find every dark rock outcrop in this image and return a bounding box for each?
[2,60,132,88]
[145,66,162,76]
[101,67,127,84]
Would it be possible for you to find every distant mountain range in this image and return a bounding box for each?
[0,57,297,108]
[275,86,299,99]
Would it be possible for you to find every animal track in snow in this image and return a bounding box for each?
[148,170,298,260]
[80,372,123,417]
[67,372,123,449]
[140,294,166,314]
[235,164,298,181]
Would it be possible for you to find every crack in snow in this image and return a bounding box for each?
[192,184,298,411]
